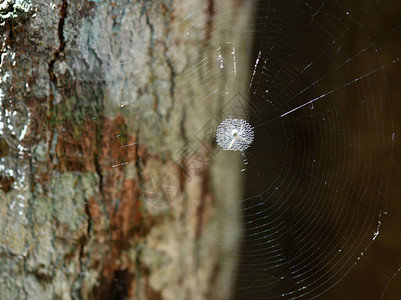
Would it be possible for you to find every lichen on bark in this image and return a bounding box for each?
[0,0,32,21]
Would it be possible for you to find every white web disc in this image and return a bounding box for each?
[216,118,254,151]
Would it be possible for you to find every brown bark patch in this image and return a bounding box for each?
[89,116,151,300]
[0,138,10,157]
[107,179,143,247]
[56,118,98,172]
[99,116,138,171]
[0,175,14,193]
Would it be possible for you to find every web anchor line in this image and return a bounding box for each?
[280,58,400,117]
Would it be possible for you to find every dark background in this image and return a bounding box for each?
[235,0,401,299]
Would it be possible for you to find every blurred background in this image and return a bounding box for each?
[236,0,401,299]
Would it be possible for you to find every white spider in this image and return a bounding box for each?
[216,118,254,152]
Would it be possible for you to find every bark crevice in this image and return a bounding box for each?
[48,0,67,84]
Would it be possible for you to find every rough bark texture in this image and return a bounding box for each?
[0,0,252,299]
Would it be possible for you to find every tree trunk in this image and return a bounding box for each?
[0,0,252,299]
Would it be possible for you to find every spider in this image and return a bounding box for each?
[216,118,254,152]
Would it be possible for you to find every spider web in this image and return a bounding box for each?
[106,0,401,298]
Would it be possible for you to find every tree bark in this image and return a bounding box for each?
[0,0,252,299]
